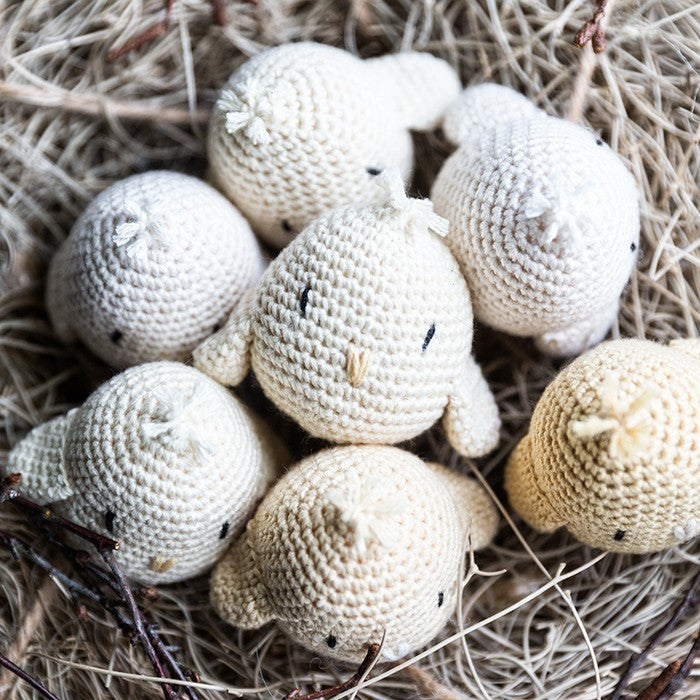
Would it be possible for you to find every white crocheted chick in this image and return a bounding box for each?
[211,445,498,663]
[505,339,700,553]
[432,84,640,357]
[7,362,285,585]
[194,171,500,457]
[208,42,460,248]
[47,171,266,369]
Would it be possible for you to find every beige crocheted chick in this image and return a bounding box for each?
[432,84,640,357]
[211,445,498,663]
[7,362,285,585]
[47,171,266,369]
[505,338,700,553]
[208,42,460,248]
[194,172,500,457]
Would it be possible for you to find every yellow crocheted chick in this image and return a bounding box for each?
[194,171,500,457]
[7,362,286,585]
[211,445,498,663]
[208,42,460,248]
[505,338,700,553]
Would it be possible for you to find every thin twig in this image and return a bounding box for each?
[573,0,610,53]
[283,643,382,700]
[609,569,700,700]
[0,80,209,125]
[634,660,682,700]
[655,629,700,700]
[102,551,178,700]
[0,653,61,700]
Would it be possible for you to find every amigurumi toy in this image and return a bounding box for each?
[7,362,285,584]
[432,83,640,357]
[47,171,266,369]
[505,338,700,553]
[194,172,500,457]
[211,445,498,662]
[208,42,461,248]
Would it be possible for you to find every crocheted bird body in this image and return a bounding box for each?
[194,174,500,457]
[47,171,266,369]
[7,362,284,584]
[208,42,461,247]
[505,338,700,553]
[210,445,498,663]
[432,84,640,357]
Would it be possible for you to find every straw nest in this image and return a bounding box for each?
[1,1,698,698]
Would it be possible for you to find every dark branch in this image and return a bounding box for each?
[0,653,61,700]
[573,0,609,54]
[609,569,700,700]
[283,643,381,700]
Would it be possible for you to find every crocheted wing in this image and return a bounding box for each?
[7,411,76,503]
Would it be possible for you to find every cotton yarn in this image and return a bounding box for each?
[194,172,500,456]
[7,362,284,584]
[210,445,498,663]
[47,171,266,369]
[432,84,640,356]
[504,338,700,553]
[208,42,460,248]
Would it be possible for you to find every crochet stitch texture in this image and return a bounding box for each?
[47,171,266,369]
[432,83,640,356]
[8,362,284,584]
[505,338,700,553]
[194,173,500,456]
[208,42,461,247]
[210,445,498,663]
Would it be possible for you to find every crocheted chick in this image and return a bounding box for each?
[7,362,285,585]
[211,445,498,663]
[505,338,700,553]
[208,42,461,248]
[47,171,266,369]
[194,171,500,457]
[432,84,640,357]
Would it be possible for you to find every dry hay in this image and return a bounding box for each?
[0,0,699,698]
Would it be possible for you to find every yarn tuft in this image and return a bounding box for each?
[570,372,658,459]
[377,169,448,238]
[325,471,408,555]
[113,201,171,263]
[218,83,276,146]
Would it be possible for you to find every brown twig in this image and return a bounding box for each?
[573,0,609,54]
[634,660,682,700]
[0,80,209,124]
[0,653,61,700]
[609,569,700,700]
[283,643,381,700]
[107,0,228,62]
[655,629,700,700]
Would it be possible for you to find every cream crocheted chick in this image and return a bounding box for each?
[7,362,284,585]
[194,172,500,457]
[211,445,498,663]
[208,42,460,248]
[47,171,266,369]
[432,84,640,357]
[505,338,700,553]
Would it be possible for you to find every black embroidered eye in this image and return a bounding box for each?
[219,521,230,540]
[105,510,116,533]
[326,634,337,648]
[110,330,123,344]
[300,285,311,317]
[282,220,293,233]
[614,529,626,541]
[366,167,382,176]
[212,323,221,333]
[437,591,444,608]
[630,242,637,252]
[596,138,603,146]
[422,323,436,352]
